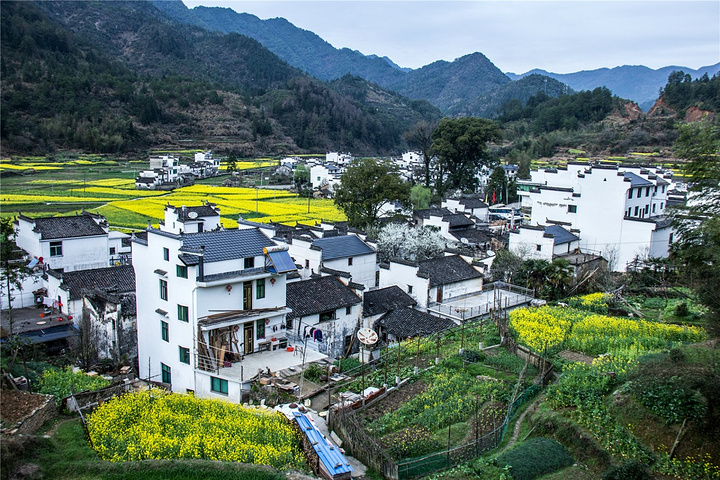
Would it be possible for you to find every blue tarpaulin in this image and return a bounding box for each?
[293,412,352,479]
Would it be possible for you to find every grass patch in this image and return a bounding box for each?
[496,437,574,480]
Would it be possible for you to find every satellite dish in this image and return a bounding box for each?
[357,328,378,345]
[188,211,198,219]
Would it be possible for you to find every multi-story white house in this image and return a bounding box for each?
[160,203,222,234]
[132,213,297,401]
[517,163,674,270]
[378,254,484,309]
[310,163,343,190]
[15,212,111,273]
[288,234,377,288]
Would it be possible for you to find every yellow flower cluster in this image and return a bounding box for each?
[509,305,585,352]
[87,389,304,469]
[510,304,706,356]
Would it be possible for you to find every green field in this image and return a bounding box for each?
[0,155,345,229]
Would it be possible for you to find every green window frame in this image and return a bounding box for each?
[161,363,171,384]
[176,264,188,278]
[211,376,228,394]
[256,319,265,340]
[163,247,169,261]
[256,278,265,299]
[160,279,168,301]
[179,346,190,364]
[161,320,169,342]
[177,304,189,322]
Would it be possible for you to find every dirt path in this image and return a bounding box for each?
[497,392,545,455]
[44,417,76,437]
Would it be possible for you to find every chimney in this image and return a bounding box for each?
[198,246,205,281]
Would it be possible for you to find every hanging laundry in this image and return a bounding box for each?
[313,329,323,342]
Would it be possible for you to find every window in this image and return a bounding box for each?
[110,247,116,255]
[634,206,639,216]
[256,319,265,339]
[646,187,650,197]
[345,306,352,315]
[160,279,168,300]
[161,363,171,384]
[50,241,63,257]
[161,321,169,342]
[536,245,542,251]
[179,346,190,364]
[628,189,633,199]
[256,279,265,299]
[662,185,666,193]
[305,259,310,269]
[211,376,228,394]
[644,205,649,214]
[319,311,334,322]
[177,304,189,322]
[567,205,577,213]
[348,257,353,266]
[407,285,413,294]
[244,257,255,269]
[653,204,656,213]
[660,202,664,210]
[163,247,169,261]
[669,233,674,244]
[286,318,293,330]
[176,264,188,278]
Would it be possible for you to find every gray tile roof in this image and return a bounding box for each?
[624,172,654,187]
[414,208,452,219]
[170,204,220,221]
[181,228,275,263]
[58,265,135,300]
[450,228,492,245]
[311,235,374,261]
[544,225,579,246]
[25,214,107,240]
[374,307,455,339]
[444,214,474,228]
[460,198,488,209]
[363,286,416,317]
[418,255,483,287]
[286,276,361,319]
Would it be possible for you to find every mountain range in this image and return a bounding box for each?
[154,0,719,113]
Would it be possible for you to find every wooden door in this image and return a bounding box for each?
[243,322,254,355]
[243,281,252,310]
[436,286,443,303]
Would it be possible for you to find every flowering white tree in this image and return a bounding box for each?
[377,223,445,262]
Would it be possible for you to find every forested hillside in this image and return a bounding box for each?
[0,1,440,155]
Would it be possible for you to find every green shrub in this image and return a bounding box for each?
[495,437,574,480]
[302,363,324,382]
[602,461,652,480]
[632,376,707,424]
[674,302,689,317]
[461,349,486,363]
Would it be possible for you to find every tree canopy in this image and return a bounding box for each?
[431,117,501,194]
[333,158,410,228]
[403,120,436,188]
[669,121,720,331]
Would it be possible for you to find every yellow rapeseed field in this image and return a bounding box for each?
[87,389,305,468]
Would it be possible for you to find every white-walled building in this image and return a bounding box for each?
[310,164,343,190]
[45,265,135,320]
[378,254,484,309]
[509,225,580,261]
[517,163,674,270]
[288,234,377,288]
[132,222,297,401]
[15,212,111,273]
[285,276,362,358]
[160,203,222,234]
[442,196,490,222]
[326,152,354,165]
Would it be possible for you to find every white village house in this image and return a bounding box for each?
[517,163,674,270]
[132,209,297,401]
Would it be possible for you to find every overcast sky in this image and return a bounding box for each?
[181,0,719,74]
